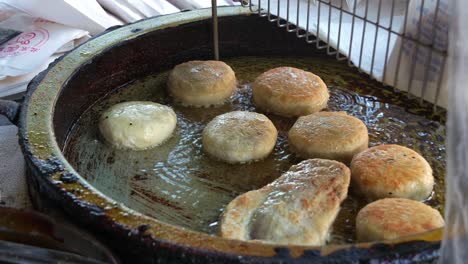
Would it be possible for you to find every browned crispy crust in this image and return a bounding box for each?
[350,144,434,201]
[202,111,278,163]
[168,60,236,107]
[356,198,444,242]
[288,111,368,164]
[252,67,329,117]
[219,159,350,246]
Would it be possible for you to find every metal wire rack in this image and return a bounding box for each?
[231,0,448,111]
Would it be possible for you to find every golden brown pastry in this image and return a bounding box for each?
[252,67,329,117]
[202,111,277,164]
[350,144,434,201]
[288,111,368,164]
[356,198,444,242]
[167,60,236,107]
[220,159,351,246]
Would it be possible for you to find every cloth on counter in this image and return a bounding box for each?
[0,123,31,209]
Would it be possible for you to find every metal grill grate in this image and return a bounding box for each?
[235,0,449,111]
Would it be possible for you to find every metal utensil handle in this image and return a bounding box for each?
[212,0,219,60]
[0,99,20,125]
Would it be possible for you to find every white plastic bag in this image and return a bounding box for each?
[0,0,122,35]
[0,7,88,80]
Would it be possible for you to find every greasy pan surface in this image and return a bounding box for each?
[21,7,445,263]
[64,56,445,245]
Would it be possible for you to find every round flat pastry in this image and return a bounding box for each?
[99,101,177,150]
[252,67,329,117]
[202,111,277,164]
[288,111,368,164]
[356,198,444,242]
[167,60,236,107]
[350,144,434,201]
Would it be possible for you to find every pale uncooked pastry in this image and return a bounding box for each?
[356,198,444,242]
[167,60,236,107]
[202,111,277,164]
[252,67,329,117]
[99,101,177,150]
[350,144,434,201]
[288,111,368,164]
[220,159,351,246]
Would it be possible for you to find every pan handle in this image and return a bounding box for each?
[0,99,20,126]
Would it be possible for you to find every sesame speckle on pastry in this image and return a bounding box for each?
[202,111,277,164]
[288,111,368,164]
[356,198,444,242]
[350,144,434,201]
[252,67,329,117]
[168,60,236,107]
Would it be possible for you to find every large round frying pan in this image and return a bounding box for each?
[0,6,446,263]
